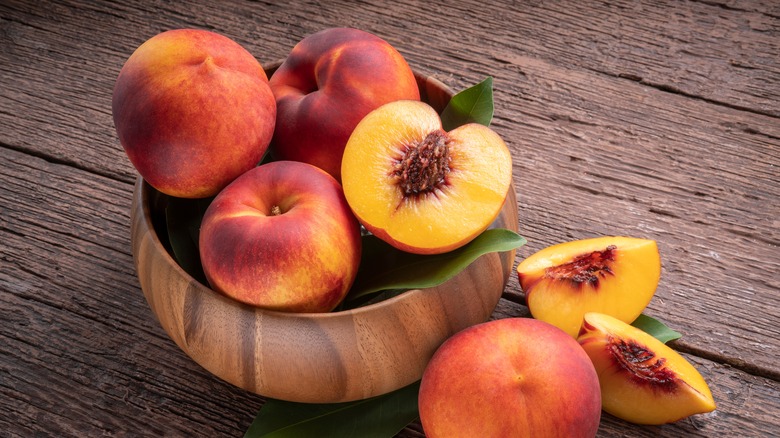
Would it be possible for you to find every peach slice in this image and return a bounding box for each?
[341,100,513,254]
[577,312,716,425]
[517,236,661,337]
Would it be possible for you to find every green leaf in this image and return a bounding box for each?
[345,228,526,302]
[631,314,683,344]
[440,76,494,131]
[165,196,212,285]
[244,381,421,438]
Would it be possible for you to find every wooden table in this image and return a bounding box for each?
[2,1,778,436]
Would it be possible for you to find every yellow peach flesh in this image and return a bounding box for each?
[577,312,716,425]
[341,100,512,254]
[517,236,661,337]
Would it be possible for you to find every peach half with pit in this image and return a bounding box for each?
[269,27,420,181]
[112,29,276,198]
[517,236,661,337]
[418,318,602,438]
[341,100,513,255]
[577,312,716,425]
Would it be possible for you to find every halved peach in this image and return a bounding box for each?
[341,100,513,254]
[517,236,661,337]
[577,312,716,425]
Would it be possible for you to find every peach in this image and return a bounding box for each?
[198,161,361,312]
[341,100,513,254]
[419,318,602,437]
[517,236,661,337]
[577,312,716,424]
[112,29,276,198]
[268,27,419,181]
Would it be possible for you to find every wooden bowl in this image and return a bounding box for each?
[129,65,519,404]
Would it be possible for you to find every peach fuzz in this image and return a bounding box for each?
[419,318,601,438]
[198,161,361,313]
[112,29,275,198]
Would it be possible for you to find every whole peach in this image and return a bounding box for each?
[112,29,276,198]
[419,318,602,438]
[199,161,361,313]
[269,27,419,181]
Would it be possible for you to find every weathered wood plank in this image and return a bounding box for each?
[1,0,778,179]
[0,147,265,436]
[490,0,780,116]
[490,52,780,378]
[1,145,778,437]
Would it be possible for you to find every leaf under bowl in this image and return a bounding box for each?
[244,381,420,438]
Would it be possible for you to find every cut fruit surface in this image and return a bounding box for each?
[517,236,661,337]
[577,312,716,425]
[341,100,513,254]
